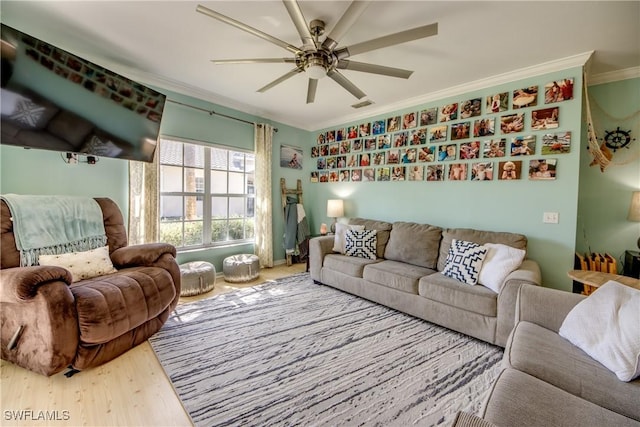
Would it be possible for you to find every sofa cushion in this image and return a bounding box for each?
[442,239,487,285]
[559,281,640,382]
[363,260,435,294]
[70,266,176,344]
[418,273,497,317]
[437,228,527,272]
[383,221,442,269]
[46,109,94,148]
[348,218,393,258]
[482,368,640,427]
[345,229,377,260]
[505,321,640,421]
[323,253,379,278]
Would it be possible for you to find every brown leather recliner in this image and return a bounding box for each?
[0,197,181,376]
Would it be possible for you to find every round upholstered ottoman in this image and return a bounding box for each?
[179,261,216,296]
[223,254,260,283]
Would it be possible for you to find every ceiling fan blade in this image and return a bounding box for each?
[211,58,297,65]
[196,4,302,55]
[322,1,371,51]
[327,69,366,100]
[282,0,316,51]
[306,78,318,104]
[257,68,303,93]
[337,60,413,79]
[336,22,438,58]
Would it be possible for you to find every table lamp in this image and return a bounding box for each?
[327,199,344,234]
[628,191,640,250]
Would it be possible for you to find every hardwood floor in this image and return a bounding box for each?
[0,263,307,427]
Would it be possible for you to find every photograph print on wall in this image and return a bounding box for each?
[280,144,303,169]
[363,168,375,182]
[512,86,538,109]
[359,122,371,137]
[483,138,506,158]
[420,108,438,126]
[500,113,524,134]
[541,131,572,155]
[460,141,481,159]
[387,116,401,132]
[402,112,418,129]
[372,120,386,135]
[351,169,362,182]
[408,165,424,181]
[529,158,557,180]
[448,163,468,181]
[429,125,448,142]
[439,103,458,122]
[426,165,444,181]
[510,135,536,156]
[377,167,390,181]
[471,162,494,181]
[409,128,427,145]
[336,128,346,142]
[418,146,435,162]
[544,78,574,103]
[531,107,559,130]
[486,92,508,113]
[438,144,457,161]
[460,98,482,118]
[499,160,522,180]
[473,118,495,137]
[347,126,358,139]
[451,122,471,140]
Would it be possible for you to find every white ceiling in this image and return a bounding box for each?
[2,1,639,131]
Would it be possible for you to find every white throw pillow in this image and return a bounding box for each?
[442,239,488,286]
[39,246,117,283]
[332,223,365,254]
[559,281,640,382]
[478,243,526,293]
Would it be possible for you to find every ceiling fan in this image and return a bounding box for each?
[196,1,438,104]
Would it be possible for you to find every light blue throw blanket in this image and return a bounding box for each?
[1,194,107,267]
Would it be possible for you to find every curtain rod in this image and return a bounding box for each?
[166,99,278,132]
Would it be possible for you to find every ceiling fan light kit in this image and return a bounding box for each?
[196,1,438,104]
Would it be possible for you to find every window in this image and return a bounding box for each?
[159,137,255,249]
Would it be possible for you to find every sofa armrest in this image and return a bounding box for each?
[0,266,72,300]
[515,284,585,333]
[495,259,541,346]
[0,266,78,376]
[450,411,497,427]
[110,243,177,268]
[309,235,336,281]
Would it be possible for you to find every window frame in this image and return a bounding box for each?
[158,136,255,251]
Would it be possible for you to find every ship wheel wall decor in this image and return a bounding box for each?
[603,127,635,152]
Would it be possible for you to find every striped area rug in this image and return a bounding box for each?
[150,273,503,427]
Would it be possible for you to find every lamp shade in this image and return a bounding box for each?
[628,191,640,222]
[327,199,344,218]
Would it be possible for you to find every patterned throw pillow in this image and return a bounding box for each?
[442,239,488,285]
[38,246,117,282]
[344,229,377,260]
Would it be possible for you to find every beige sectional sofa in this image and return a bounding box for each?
[309,218,541,347]
[455,284,640,427]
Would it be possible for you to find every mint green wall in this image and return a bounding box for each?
[305,67,584,291]
[0,144,129,210]
[576,78,640,271]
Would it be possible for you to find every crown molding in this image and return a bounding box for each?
[588,66,640,86]
[107,52,597,132]
[310,51,594,131]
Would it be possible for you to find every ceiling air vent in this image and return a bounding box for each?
[351,99,375,109]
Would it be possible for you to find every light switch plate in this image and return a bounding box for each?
[543,212,559,224]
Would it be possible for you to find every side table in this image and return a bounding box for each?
[567,269,640,296]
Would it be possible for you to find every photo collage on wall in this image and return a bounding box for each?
[310,77,574,183]
[23,34,165,122]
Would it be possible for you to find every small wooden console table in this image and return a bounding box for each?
[567,269,640,295]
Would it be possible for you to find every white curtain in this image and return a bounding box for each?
[254,123,274,267]
[128,144,160,245]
